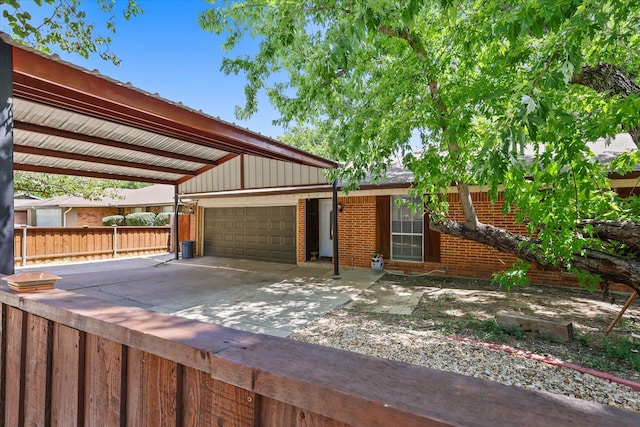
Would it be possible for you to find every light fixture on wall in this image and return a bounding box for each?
[337,203,344,212]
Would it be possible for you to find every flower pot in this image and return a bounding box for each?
[371,255,384,272]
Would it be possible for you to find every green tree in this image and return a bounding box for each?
[279,124,332,158]
[14,172,133,200]
[2,0,141,65]
[201,0,640,293]
[3,1,143,199]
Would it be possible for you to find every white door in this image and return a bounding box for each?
[319,199,333,258]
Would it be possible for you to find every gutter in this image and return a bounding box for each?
[180,184,334,199]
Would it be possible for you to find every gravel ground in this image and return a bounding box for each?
[289,310,640,412]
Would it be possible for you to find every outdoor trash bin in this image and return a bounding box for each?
[181,240,194,259]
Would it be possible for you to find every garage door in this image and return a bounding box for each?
[203,206,296,263]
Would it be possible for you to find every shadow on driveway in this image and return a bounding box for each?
[17,255,382,337]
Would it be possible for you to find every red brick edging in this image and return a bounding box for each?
[449,335,640,391]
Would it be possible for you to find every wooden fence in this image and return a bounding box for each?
[0,286,638,426]
[13,226,171,266]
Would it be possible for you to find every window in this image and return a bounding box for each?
[391,196,423,262]
[35,208,62,227]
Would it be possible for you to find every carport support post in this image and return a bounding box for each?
[174,190,179,260]
[0,37,14,275]
[332,179,339,277]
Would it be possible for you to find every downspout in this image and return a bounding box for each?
[332,179,340,277]
[63,207,72,227]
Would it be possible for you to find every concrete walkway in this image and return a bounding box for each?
[17,255,382,337]
[344,280,425,315]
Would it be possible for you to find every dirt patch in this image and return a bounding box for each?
[355,273,640,382]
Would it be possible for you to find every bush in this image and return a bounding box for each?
[154,212,171,226]
[125,212,157,226]
[102,215,125,226]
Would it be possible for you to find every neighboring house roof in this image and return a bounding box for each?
[14,184,174,209]
[590,133,638,164]
[358,133,639,187]
[14,198,46,209]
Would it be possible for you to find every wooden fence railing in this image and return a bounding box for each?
[13,226,171,266]
[0,287,638,426]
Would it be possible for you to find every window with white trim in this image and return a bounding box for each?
[391,196,423,262]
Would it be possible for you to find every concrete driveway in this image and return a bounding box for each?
[16,255,382,337]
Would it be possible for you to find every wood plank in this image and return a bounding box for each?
[2,288,639,427]
[84,334,123,426]
[259,396,352,427]
[4,306,25,426]
[51,323,82,427]
[126,347,142,425]
[1,271,62,292]
[181,368,211,426]
[0,288,232,372]
[24,313,52,426]
[497,311,574,342]
[181,367,255,427]
[210,331,639,427]
[126,348,178,426]
[0,304,4,422]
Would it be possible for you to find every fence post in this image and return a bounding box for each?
[169,213,175,253]
[113,226,118,258]
[22,226,27,266]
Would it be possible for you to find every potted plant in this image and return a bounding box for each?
[371,253,384,272]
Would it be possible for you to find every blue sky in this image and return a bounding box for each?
[2,0,285,139]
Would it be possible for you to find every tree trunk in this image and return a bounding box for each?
[579,219,640,253]
[430,219,640,294]
[456,182,479,229]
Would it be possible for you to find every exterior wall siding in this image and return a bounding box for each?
[77,207,119,226]
[441,192,521,279]
[179,155,242,194]
[244,155,327,189]
[296,199,306,263]
[179,156,328,195]
[14,210,27,225]
[121,206,171,216]
[335,196,378,268]
[296,191,627,291]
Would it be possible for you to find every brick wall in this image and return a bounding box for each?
[296,200,306,262]
[297,192,627,290]
[443,192,586,287]
[76,207,119,227]
[122,206,168,215]
[336,196,378,269]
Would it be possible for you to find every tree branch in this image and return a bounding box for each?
[430,219,640,293]
[571,63,640,96]
[578,219,640,253]
[571,63,640,148]
[378,26,426,61]
[378,25,480,229]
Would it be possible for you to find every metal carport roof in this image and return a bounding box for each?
[3,33,336,186]
[0,33,338,275]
